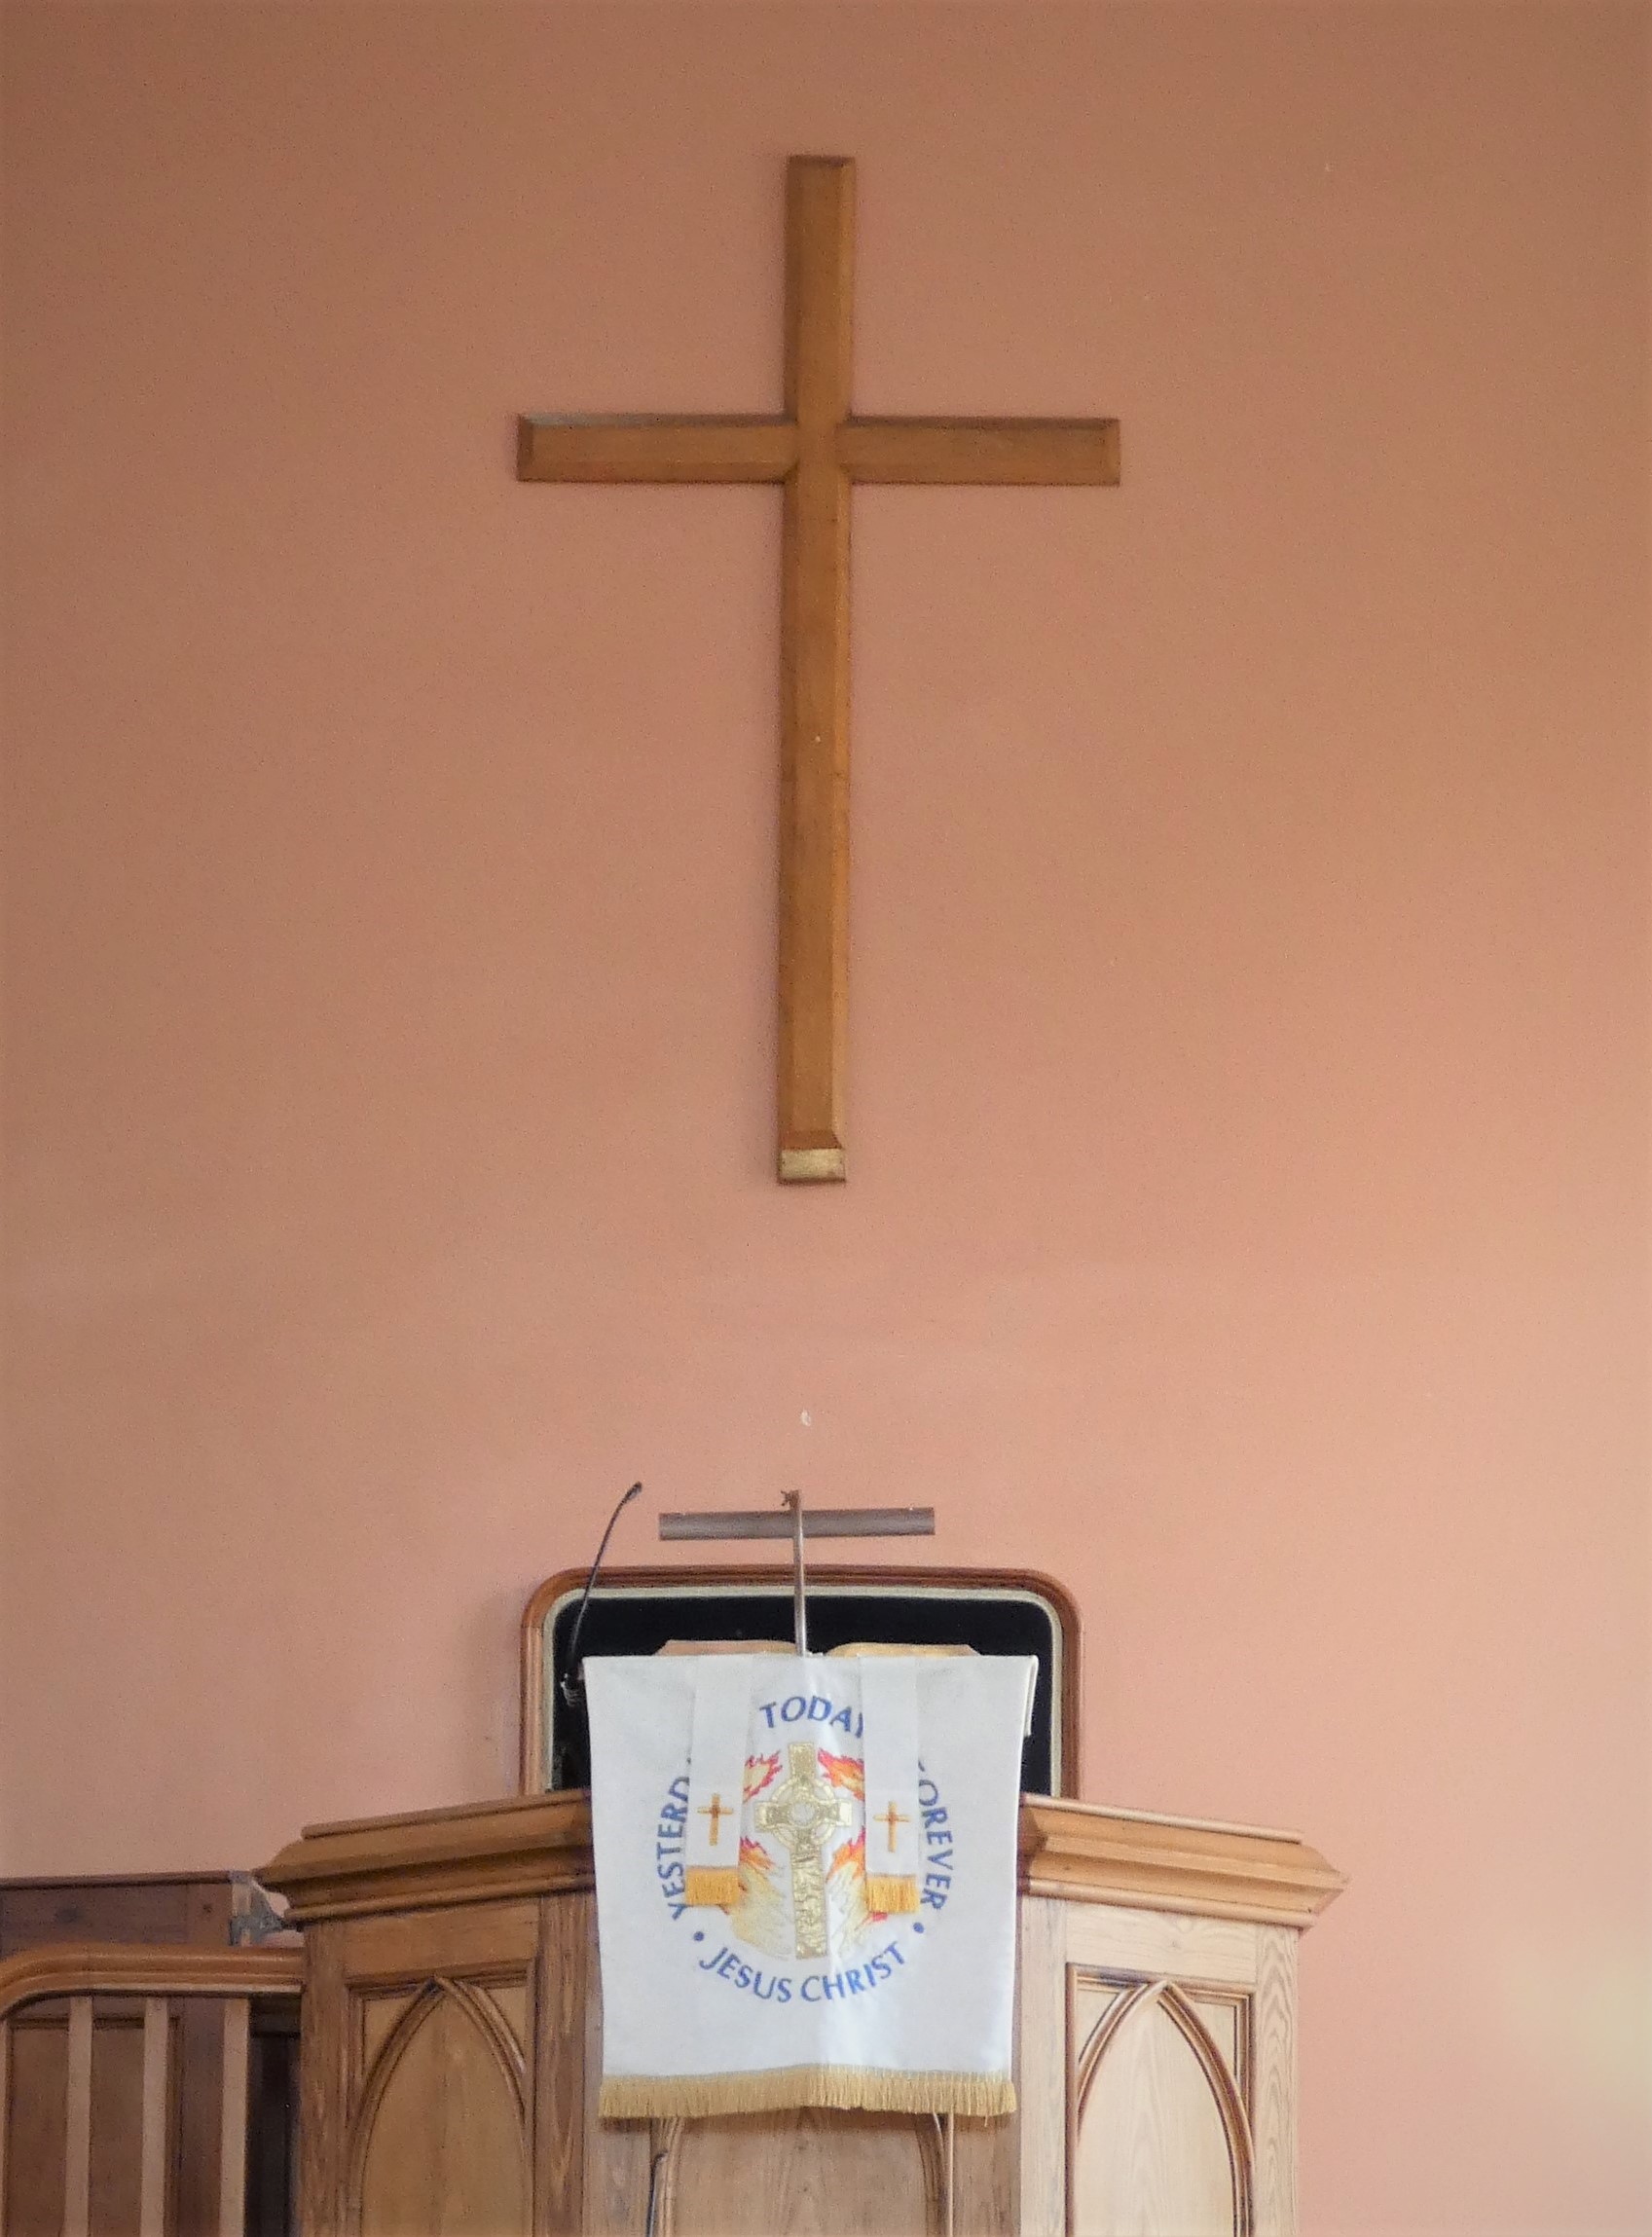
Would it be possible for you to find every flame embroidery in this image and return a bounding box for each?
[729,1833,789,1959]
[744,1752,781,1800]
[739,1835,777,1885]
[826,1830,865,1888]
[819,1750,864,1797]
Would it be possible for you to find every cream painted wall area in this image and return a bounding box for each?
[3,4,1648,2228]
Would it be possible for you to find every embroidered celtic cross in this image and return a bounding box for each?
[753,1742,854,1960]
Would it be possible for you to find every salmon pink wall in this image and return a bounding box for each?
[3,3,1648,2226]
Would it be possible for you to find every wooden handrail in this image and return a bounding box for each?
[0,1942,302,2237]
[0,1942,303,2021]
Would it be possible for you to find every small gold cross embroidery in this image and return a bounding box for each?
[698,1793,732,1847]
[875,1800,909,1853]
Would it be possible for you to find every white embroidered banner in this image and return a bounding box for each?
[584,1651,1036,2118]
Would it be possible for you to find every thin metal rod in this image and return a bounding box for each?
[785,1491,808,1655]
[659,1506,935,1541]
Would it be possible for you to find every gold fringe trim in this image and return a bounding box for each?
[599,2068,1016,2120]
[863,1875,919,1914]
[682,1867,742,1907]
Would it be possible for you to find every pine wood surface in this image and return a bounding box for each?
[518,156,1119,1182]
[260,1790,1342,1931]
[0,1868,300,2237]
[0,1947,304,2011]
[0,1946,303,2237]
[1249,1926,1299,2237]
[275,1843,1330,2235]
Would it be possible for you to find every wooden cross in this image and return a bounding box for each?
[874,1798,909,1854]
[697,1792,731,1848]
[519,157,1120,1183]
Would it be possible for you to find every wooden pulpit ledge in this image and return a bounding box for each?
[261,1790,1342,2237]
[261,1787,1341,1929]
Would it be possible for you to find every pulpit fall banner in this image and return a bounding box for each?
[585,1651,1035,2118]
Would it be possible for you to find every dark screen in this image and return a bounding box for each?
[549,1586,1057,1793]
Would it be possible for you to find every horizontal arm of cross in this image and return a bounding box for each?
[517,415,798,483]
[518,413,1119,488]
[841,416,1119,486]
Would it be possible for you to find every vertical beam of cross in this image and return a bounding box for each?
[518,157,1119,1183]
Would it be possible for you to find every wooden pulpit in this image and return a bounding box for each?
[261,1788,1341,2236]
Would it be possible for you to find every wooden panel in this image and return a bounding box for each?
[0,1882,262,2237]
[87,2010,152,2237]
[6,2011,68,2236]
[1061,1903,1258,1988]
[1251,1926,1299,2237]
[661,2108,940,2236]
[0,2016,10,2230]
[516,416,796,483]
[1013,1896,1068,2237]
[575,1896,651,2237]
[949,2111,1014,2237]
[1070,1991,1240,2237]
[298,1921,349,2237]
[342,1900,539,1983]
[1188,1994,1242,2084]
[352,1989,528,2237]
[359,1992,418,2081]
[175,2001,225,2237]
[839,419,1120,486]
[486,1982,530,2059]
[138,2000,168,2237]
[63,1998,92,2237]
[217,1999,248,2237]
[0,1878,236,1962]
[531,1895,584,2237]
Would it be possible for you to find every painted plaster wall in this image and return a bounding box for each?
[3,3,1648,2226]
